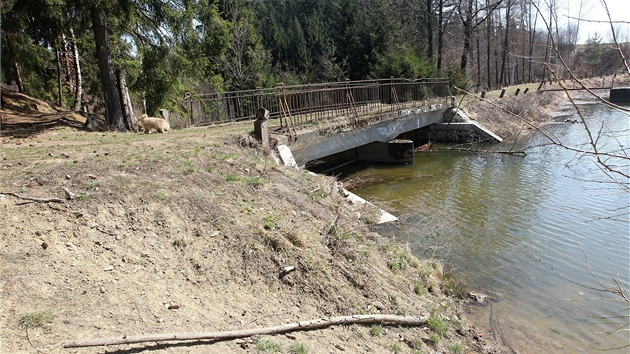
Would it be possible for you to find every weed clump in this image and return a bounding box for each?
[19,310,55,328]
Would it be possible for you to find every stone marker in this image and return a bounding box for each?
[254,107,270,147]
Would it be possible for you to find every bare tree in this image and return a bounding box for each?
[498,0,511,86]
[69,28,83,112]
[458,0,503,71]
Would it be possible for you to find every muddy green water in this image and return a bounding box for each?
[343,103,629,352]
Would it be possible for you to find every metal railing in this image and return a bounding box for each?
[172,78,452,135]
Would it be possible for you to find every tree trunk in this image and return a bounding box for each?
[13,61,24,93]
[55,40,63,107]
[426,0,433,61]
[59,16,74,93]
[527,0,536,83]
[499,0,510,86]
[459,0,474,71]
[476,32,481,89]
[91,7,125,131]
[437,0,444,70]
[486,4,492,89]
[70,28,83,112]
[6,34,25,93]
[493,20,499,87]
[116,68,135,131]
[520,3,525,84]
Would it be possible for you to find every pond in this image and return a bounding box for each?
[342,103,629,352]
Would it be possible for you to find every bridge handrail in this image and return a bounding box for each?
[172,78,452,130]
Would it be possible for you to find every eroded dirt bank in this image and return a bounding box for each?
[1,91,502,353]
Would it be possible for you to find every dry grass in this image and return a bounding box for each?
[459,89,565,140]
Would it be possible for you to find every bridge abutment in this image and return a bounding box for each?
[356,139,414,164]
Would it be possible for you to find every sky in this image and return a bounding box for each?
[571,0,630,43]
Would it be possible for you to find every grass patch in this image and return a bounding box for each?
[387,252,410,271]
[309,187,328,201]
[395,306,408,315]
[442,272,466,299]
[429,332,440,345]
[182,161,197,174]
[172,238,185,248]
[263,214,280,230]
[75,192,92,201]
[450,341,464,354]
[390,342,402,353]
[369,325,382,337]
[427,314,449,335]
[289,342,308,354]
[19,310,55,328]
[84,180,101,190]
[254,337,282,352]
[245,176,263,189]
[414,281,427,295]
[449,316,463,330]
[224,173,240,182]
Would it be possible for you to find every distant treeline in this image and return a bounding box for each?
[2,0,626,130]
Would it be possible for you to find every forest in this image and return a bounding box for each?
[2,0,628,131]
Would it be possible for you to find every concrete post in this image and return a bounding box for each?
[159,109,170,121]
[609,88,630,103]
[254,107,270,147]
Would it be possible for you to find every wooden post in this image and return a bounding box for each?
[499,89,506,98]
[480,91,486,98]
[514,88,521,96]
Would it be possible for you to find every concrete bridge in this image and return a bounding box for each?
[176,78,501,169]
[275,104,501,169]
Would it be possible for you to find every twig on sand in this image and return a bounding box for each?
[1,192,64,203]
[64,314,428,348]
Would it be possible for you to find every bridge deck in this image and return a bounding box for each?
[170,78,453,138]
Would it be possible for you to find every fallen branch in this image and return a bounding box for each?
[443,147,527,156]
[1,192,64,203]
[63,314,427,348]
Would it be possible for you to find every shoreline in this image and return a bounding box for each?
[1,91,502,353]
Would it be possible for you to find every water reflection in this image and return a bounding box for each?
[343,104,629,352]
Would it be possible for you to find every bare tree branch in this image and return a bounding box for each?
[599,0,630,74]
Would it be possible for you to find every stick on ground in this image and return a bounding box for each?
[63,314,428,348]
[2,192,64,203]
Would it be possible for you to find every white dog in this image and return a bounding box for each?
[137,114,170,134]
